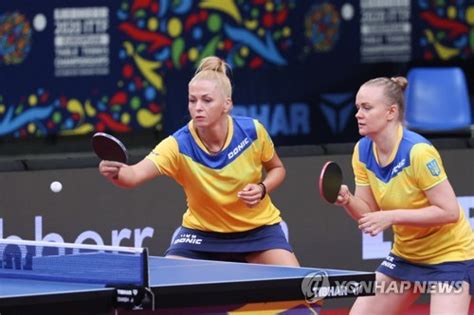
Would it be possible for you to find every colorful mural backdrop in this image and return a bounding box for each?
[417,0,474,60]
[0,1,473,146]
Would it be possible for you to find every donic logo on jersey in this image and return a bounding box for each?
[426,159,441,176]
[358,129,434,183]
[228,137,250,159]
[175,116,258,169]
[391,158,406,176]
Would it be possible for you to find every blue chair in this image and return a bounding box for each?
[405,67,472,137]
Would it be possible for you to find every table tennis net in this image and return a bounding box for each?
[0,239,148,286]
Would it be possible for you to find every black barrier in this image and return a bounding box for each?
[0,146,472,265]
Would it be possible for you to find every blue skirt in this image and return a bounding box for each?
[377,253,474,295]
[165,222,293,262]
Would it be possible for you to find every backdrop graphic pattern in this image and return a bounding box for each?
[0,1,473,143]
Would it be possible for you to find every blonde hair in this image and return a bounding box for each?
[362,76,408,122]
[189,56,232,98]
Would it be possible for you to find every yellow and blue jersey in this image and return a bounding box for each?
[353,126,474,264]
[146,115,282,233]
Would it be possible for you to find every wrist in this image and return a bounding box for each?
[389,211,398,225]
[258,182,267,200]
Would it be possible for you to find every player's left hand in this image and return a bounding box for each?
[358,211,393,236]
[237,183,264,208]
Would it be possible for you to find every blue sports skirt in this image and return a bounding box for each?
[377,253,474,295]
[165,222,293,262]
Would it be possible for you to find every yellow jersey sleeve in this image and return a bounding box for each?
[255,120,275,162]
[352,142,369,186]
[145,136,180,179]
[410,143,447,191]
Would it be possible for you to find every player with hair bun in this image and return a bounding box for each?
[98,56,299,266]
[336,76,474,314]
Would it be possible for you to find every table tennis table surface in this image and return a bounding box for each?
[0,256,375,314]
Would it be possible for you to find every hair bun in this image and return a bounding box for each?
[390,76,408,91]
[196,56,226,75]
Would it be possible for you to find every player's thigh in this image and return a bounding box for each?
[245,249,300,266]
[350,272,420,315]
[430,281,470,315]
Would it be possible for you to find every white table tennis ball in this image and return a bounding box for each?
[50,181,63,193]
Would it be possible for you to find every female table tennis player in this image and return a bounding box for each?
[335,76,474,314]
[98,56,299,267]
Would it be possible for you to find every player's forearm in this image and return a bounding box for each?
[389,206,460,227]
[261,165,285,194]
[110,159,160,188]
[109,165,139,188]
[343,194,374,221]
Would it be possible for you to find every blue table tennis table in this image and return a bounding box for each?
[0,255,375,315]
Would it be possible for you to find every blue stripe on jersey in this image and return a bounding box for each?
[172,116,258,169]
[358,129,431,183]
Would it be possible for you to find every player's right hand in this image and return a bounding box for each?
[99,160,125,180]
[335,185,351,206]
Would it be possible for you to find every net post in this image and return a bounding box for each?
[141,247,155,310]
[113,247,154,311]
[142,247,149,287]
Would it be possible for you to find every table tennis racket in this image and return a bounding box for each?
[319,161,343,204]
[91,132,128,164]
